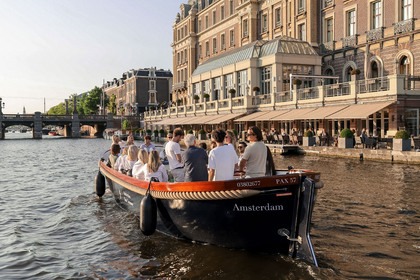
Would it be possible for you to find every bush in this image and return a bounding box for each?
[351,69,361,75]
[159,129,165,134]
[303,130,314,137]
[193,95,200,100]
[203,93,210,99]
[252,86,260,92]
[339,128,354,138]
[394,130,410,139]
[187,129,194,134]
[199,129,206,135]
[228,88,236,94]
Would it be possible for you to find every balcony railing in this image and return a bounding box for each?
[342,35,358,48]
[173,81,187,91]
[394,19,414,35]
[366,27,384,42]
[357,77,389,93]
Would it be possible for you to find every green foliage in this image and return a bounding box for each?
[203,93,210,99]
[187,129,194,134]
[303,130,314,137]
[339,128,354,138]
[193,95,200,100]
[232,129,238,137]
[47,103,66,115]
[228,88,236,94]
[199,129,206,134]
[146,129,152,134]
[394,130,410,139]
[121,119,130,130]
[293,79,302,85]
[108,94,117,114]
[159,129,165,134]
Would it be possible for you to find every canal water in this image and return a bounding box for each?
[0,133,418,279]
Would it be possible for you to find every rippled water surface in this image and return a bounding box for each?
[0,134,419,279]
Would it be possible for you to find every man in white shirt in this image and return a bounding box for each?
[208,129,238,181]
[165,128,185,182]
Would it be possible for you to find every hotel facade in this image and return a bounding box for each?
[144,0,420,138]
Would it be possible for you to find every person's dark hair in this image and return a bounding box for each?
[249,126,263,141]
[145,135,151,140]
[265,146,276,176]
[111,144,121,155]
[238,141,247,147]
[173,127,184,137]
[199,142,207,150]
[211,129,226,143]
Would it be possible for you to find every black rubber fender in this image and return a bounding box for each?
[140,193,157,236]
[95,170,106,197]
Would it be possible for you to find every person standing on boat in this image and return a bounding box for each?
[238,126,267,178]
[140,135,156,153]
[165,128,185,182]
[208,129,238,181]
[159,133,173,161]
[182,134,208,182]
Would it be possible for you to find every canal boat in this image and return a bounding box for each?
[95,159,323,266]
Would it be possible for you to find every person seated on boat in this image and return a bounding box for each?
[107,144,121,168]
[120,145,139,176]
[114,146,128,171]
[132,149,149,180]
[182,134,208,182]
[111,135,121,146]
[238,126,267,178]
[208,129,238,181]
[126,134,135,146]
[165,128,185,182]
[136,150,168,182]
[224,130,237,152]
[198,142,207,151]
[140,135,156,153]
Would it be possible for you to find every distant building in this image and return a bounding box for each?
[103,67,172,116]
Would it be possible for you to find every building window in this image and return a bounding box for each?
[401,0,412,21]
[230,30,234,46]
[237,70,247,96]
[346,9,356,36]
[205,15,209,29]
[275,8,282,28]
[213,10,216,25]
[224,74,234,98]
[297,0,305,13]
[261,14,268,33]
[198,44,202,59]
[221,5,225,20]
[205,41,209,56]
[325,18,333,42]
[229,0,234,16]
[371,1,382,29]
[399,56,410,75]
[298,23,306,41]
[221,33,225,50]
[202,80,210,97]
[261,67,271,94]
[212,38,217,54]
[242,19,248,37]
[212,77,221,100]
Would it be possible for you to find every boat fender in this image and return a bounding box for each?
[95,170,106,197]
[140,178,158,236]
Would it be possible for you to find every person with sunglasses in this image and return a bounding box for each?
[238,126,267,178]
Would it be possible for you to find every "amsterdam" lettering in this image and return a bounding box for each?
[233,203,284,212]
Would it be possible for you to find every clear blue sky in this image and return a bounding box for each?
[0,0,184,114]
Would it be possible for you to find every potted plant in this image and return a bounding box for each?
[228,88,236,97]
[302,129,316,146]
[146,129,152,136]
[351,69,361,75]
[198,129,206,140]
[338,128,354,149]
[393,130,411,151]
[153,129,159,137]
[187,129,194,135]
[193,95,200,103]
[203,93,210,101]
[159,129,165,138]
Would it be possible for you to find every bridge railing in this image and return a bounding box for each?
[1,114,34,119]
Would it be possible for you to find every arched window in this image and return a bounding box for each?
[324,68,334,85]
[399,56,410,75]
[371,61,379,78]
[345,67,353,82]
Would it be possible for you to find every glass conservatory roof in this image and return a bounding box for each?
[192,37,319,76]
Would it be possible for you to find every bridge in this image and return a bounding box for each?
[0,112,119,140]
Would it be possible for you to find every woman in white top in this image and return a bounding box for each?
[132,149,149,180]
[114,146,128,171]
[137,150,168,182]
[120,145,138,175]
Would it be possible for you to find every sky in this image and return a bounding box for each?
[0,0,184,114]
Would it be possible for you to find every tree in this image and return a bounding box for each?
[83,87,102,114]
[108,94,117,114]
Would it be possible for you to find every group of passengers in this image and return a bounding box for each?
[107,126,275,183]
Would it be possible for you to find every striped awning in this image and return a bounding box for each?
[325,101,395,119]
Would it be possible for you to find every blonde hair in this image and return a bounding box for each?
[112,135,120,144]
[147,150,161,173]
[137,149,149,164]
[127,145,139,161]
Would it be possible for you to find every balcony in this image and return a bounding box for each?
[342,35,358,48]
[320,41,335,54]
[394,19,414,35]
[173,81,187,91]
[366,27,384,42]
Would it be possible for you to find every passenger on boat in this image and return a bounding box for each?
[136,150,168,182]
[126,134,135,146]
[140,135,156,153]
[114,146,128,171]
[107,144,121,168]
[238,126,267,178]
[210,141,217,150]
[120,145,139,176]
[111,135,120,146]
[198,142,207,151]
[132,149,149,180]
[165,128,185,182]
[208,129,238,181]
[224,130,237,152]
[160,133,173,160]
[182,134,208,182]
[236,141,247,172]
